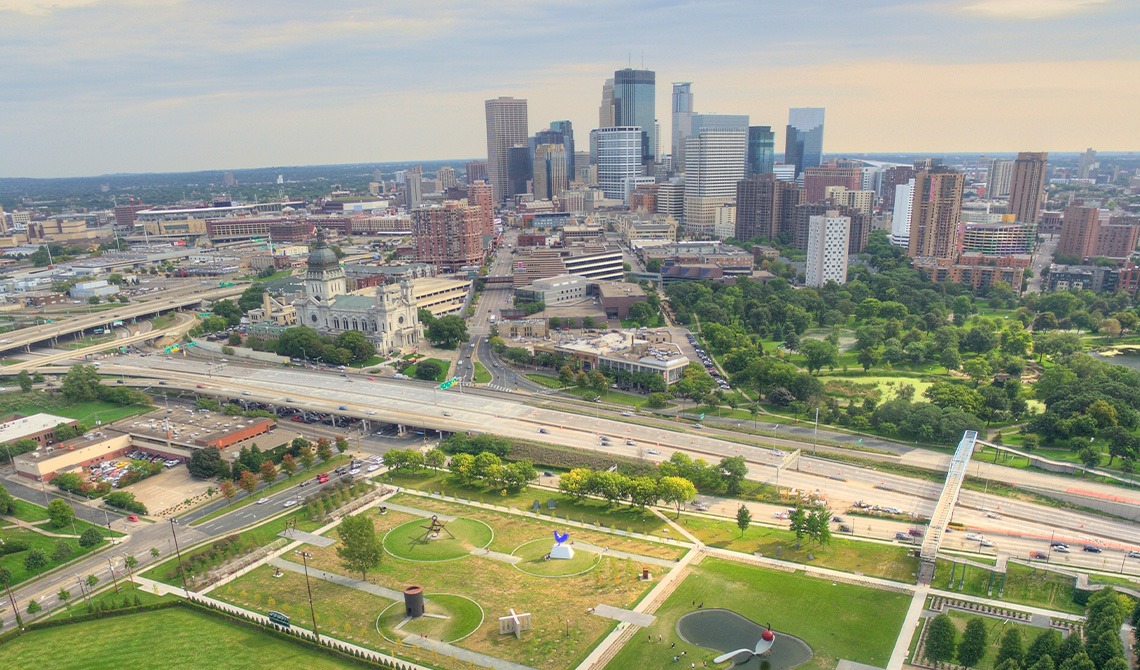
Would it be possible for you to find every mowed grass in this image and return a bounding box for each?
[383,517,493,561]
[384,470,670,537]
[525,373,565,389]
[606,557,911,670]
[558,385,649,407]
[299,504,657,670]
[0,605,375,669]
[934,559,1082,614]
[4,400,152,426]
[473,362,492,384]
[403,357,451,382]
[0,528,108,587]
[679,514,921,582]
[376,593,483,643]
[932,610,1045,670]
[820,374,938,400]
[512,538,601,577]
[5,498,124,537]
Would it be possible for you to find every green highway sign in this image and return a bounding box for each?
[439,377,459,390]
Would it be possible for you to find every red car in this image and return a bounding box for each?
[127,515,139,522]
[317,473,329,484]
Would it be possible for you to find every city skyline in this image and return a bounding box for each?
[1,0,1136,178]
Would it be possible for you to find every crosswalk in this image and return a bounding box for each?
[459,381,514,393]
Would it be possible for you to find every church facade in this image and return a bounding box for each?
[292,235,420,356]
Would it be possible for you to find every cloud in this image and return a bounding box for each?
[0,0,173,15]
[958,0,1113,20]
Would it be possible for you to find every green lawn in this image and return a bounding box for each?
[403,357,451,382]
[1,399,152,426]
[0,605,375,669]
[383,470,669,535]
[525,373,565,389]
[473,362,492,384]
[6,498,124,537]
[930,610,1045,670]
[559,385,649,407]
[606,557,911,670]
[348,355,384,369]
[49,582,169,619]
[376,593,483,643]
[0,527,110,587]
[383,517,493,561]
[820,374,939,401]
[679,515,920,582]
[933,560,1082,613]
[61,334,117,350]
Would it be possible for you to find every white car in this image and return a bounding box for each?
[620,411,633,417]
[349,468,361,475]
[646,448,661,455]
[965,533,983,541]
[367,464,380,472]
[366,410,376,415]
[980,539,995,548]
[256,497,269,504]
[283,499,298,508]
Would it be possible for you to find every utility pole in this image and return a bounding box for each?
[296,550,319,640]
[169,519,189,597]
[812,406,819,456]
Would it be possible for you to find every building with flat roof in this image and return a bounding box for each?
[961,220,1037,256]
[0,413,78,448]
[412,277,471,317]
[537,330,688,385]
[515,274,589,305]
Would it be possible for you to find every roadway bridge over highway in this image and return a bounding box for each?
[919,430,977,583]
[0,284,243,355]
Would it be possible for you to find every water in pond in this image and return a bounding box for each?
[677,609,813,669]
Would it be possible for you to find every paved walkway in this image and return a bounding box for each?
[385,501,455,521]
[887,587,929,670]
[474,548,521,564]
[277,529,335,547]
[574,541,678,568]
[837,660,886,670]
[592,603,656,627]
[404,634,537,670]
[268,557,404,600]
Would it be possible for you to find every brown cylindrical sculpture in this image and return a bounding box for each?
[404,585,424,618]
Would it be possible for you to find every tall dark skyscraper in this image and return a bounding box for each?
[784,107,825,177]
[613,68,656,165]
[671,82,693,170]
[747,126,775,176]
[540,120,575,175]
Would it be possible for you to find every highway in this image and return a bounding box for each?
[0,284,243,355]
[96,356,1140,566]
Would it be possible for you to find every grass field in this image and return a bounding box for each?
[679,514,921,582]
[525,373,565,389]
[606,557,911,670]
[0,606,376,669]
[928,610,1045,670]
[383,471,670,536]
[0,527,109,587]
[512,538,600,577]
[403,357,451,382]
[49,582,169,619]
[376,593,483,643]
[6,498,124,537]
[1,399,152,426]
[383,517,493,561]
[558,386,649,407]
[61,334,117,350]
[933,559,1082,613]
[473,362,492,384]
[820,374,938,401]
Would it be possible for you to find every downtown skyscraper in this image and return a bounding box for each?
[784,107,825,177]
[485,97,528,204]
[613,68,656,166]
[671,82,693,171]
[1008,151,1048,226]
[907,166,965,260]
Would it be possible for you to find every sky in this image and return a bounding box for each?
[0,0,1136,178]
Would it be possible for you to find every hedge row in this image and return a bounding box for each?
[506,439,657,476]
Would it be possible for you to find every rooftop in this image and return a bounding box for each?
[0,413,76,444]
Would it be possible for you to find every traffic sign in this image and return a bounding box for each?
[439,377,459,390]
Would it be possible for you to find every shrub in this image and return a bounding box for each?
[104,491,148,514]
[79,527,103,548]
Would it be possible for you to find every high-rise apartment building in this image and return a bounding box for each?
[735,174,798,242]
[988,158,1014,199]
[1078,148,1097,180]
[784,107,825,177]
[880,165,915,210]
[683,126,748,238]
[746,126,775,176]
[656,178,685,221]
[671,82,693,171]
[437,166,457,190]
[803,165,863,203]
[890,178,916,248]
[594,127,644,201]
[613,68,656,165]
[824,186,874,217]
[465,161,488,184]
[413,201,484,271]
[485,97,529,204]
[1008,151,1048,225]
[599,78,615,128]
[1057,205,1101,260]
[404,165,423,209]
[805,210,851,287]
[467,181,495,237]
[533,144,568,201]
[908,168,964,260]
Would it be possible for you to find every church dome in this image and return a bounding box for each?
[307,234,338,271]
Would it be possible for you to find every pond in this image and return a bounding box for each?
[677,609,813,669]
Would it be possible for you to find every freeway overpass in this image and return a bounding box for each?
[12,322,195,372]
[0,284,243,355]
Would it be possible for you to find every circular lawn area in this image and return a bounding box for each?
[376,594,484,643]
[383,517,493,561]
[511,538,600,577]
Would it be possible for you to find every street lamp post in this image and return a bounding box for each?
[295,550,319,640]
[169,519,189,597]
[107,558,120,593]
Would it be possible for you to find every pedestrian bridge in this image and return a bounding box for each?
[918,430,977,581]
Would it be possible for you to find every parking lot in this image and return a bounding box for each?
[686,332,732,392]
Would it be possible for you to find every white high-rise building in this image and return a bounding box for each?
[890,178,915,248]
[671,83,693,172]
[683,126,747,238]
[988,158,1014,199]
[594,127,644,201]
[805,210,851,287]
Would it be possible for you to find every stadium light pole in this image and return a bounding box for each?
[295,550,319,641]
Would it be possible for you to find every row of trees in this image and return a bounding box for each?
[559,468,697,515]
[383,447,446,472]
[449,452,537,492]
[61,364,149,406]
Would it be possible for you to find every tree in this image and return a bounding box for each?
[1058,652,1095,670]
[16,369,33,392]
[424,448,446,469]
[941,347,962,373]
[51,540,74,562]
[1057,631,1084,666]
[79,527,102,548]
[857,346,882,372]
[335,435,349,454]
[657,476,697,517]
[558,468,592,500]
[801,339,839,374]
[627,476,659,508]
[86,574,99,589]
[316,438,333,461]
[1025,629,1060,669]
[24,548,48,572]
[788,505,810,545]
[47,498,74,529]
[335,330,375,363]
[0,484,16,515]
[299,443,315,469]
[425,315,468,348]
[414,360,441,380]
[238,283,266,312]
[720,456,747,495]
[962,358,992,386]
[61,364,103,401]
[735,504,752,536]
[26,599,42,614]
[647,392,671,409]
[124,555,139,586]
[280,453,298,478]
[336,513,382,581]
[58,588,71,602]
[924,614,957,662]
[958,618,989,667]
[187,446,228,480]
[259,460,278,485]
[88,295,101,305]
[807,506,832,546]
[1087,628,1123,670]
[996,628,1025,668]
[1099,318,1122,339]
[219,480,237,503]
[1029,656,1055,670]
[238,470,259,496]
